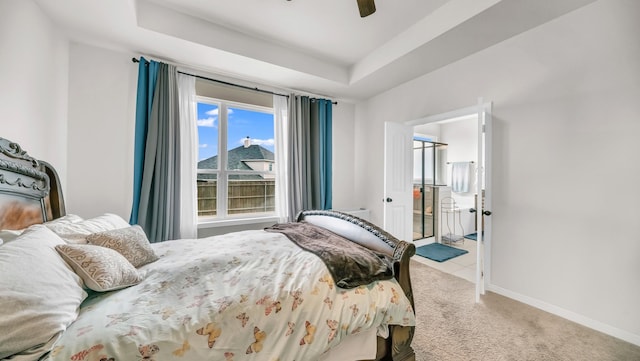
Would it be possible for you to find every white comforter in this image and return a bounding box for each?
[48,230,415,361]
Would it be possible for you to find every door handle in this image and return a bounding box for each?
[470,208,491,216]
[386,197,393,202]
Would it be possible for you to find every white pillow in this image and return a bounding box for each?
[46,214,84,225]
[0,225,87,360]
[46,213,130,244]
[56,244,143,292]
[0,229,21,244]
[0,214,84,245]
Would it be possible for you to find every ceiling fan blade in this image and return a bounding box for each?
[357,0,376,18]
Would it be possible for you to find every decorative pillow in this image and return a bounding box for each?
[0,225,87,360]
[86,225,158,267]
[46,213,130,244]
[56,244,143,292]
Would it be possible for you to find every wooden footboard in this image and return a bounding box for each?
[296,210,416,361]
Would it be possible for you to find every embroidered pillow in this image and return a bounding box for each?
[56,244,142,292]
[86,225,158,267]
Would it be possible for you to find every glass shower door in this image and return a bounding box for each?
[413,140,434,240]
[413,140,448,241]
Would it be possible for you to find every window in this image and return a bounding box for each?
[196,97,276,221]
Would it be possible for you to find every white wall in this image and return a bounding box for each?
[355,0,640,345]
[67,43,137,219]
[0,0,69,188]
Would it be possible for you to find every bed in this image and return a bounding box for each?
[0,137,416,361]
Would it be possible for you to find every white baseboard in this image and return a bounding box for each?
[488,284,640,347]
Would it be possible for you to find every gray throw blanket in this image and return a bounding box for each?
[264,222,394,289]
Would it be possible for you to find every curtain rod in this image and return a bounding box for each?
[132,57,337,105]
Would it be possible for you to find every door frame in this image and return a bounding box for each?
[405,100,492,301]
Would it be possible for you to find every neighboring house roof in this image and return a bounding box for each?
[197,144,274,180]
[198,144,274,170]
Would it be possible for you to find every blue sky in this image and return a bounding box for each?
[197,102,275,161]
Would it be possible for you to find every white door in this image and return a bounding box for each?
[383,121,413,242]
[474,99,492,302]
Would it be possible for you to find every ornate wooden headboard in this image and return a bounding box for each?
[0,137,66,230]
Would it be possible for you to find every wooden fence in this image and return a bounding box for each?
[197,180,275,216]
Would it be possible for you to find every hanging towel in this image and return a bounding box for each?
[451,162,471,193]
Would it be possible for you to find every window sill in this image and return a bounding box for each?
[197,215,280,229]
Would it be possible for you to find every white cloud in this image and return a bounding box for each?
[206,108,233,116]
[199,108,231,127]
[197,117,216,127]
[199,144,208,148]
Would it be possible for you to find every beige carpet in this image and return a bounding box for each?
[409,260,640,361]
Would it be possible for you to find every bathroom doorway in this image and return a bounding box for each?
[384,100,492,301]
[403,100,492,302]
